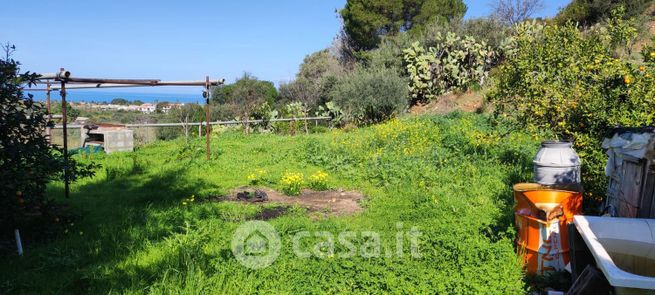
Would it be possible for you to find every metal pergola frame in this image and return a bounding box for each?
[28,68,225,199]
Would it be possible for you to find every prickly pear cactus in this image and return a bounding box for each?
[403,32,495,102]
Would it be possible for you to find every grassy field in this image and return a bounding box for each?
[1,112,542,294]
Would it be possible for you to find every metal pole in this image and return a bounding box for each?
[59,69,70,199]
[205,76,211,160]
[46,81,52,144]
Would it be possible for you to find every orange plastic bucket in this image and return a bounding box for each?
[513,184,582,275]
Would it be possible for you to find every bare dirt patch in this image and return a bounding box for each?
[216,187,364,216]
[256,207,289,220]
[409,91,484,115]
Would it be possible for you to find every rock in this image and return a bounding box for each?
[253,190,268,202]
[236,191,250,200]
[236,189,268,202]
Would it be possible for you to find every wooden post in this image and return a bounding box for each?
[46,81,52,144]
[205,76,211,160]
[59,69,70,199]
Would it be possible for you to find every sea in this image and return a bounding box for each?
[26,89,204,104]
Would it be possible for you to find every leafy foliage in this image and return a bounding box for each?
[358,17,510,79]
[0,53,96,235]
[330,67,408,124]
[279,50,345,111]
[340,0,467,50]
[49,101,81,121]
[487,12,653,201]
[315,101,345,127]
[556,0,653,25]
[426,18,511,51]
[110,98,129,105]
[221,73,278,133]
[213,73,277,108]
[403,33,496,103]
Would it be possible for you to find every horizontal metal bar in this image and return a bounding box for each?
[24,83,147,91]
[51,117,331,129]
[30,79,224,88]
[64,77,161,85]
[36,73,58,80]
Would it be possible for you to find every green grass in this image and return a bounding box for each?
[1,112,541,294]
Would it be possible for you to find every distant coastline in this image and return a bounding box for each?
[25,90,204,104]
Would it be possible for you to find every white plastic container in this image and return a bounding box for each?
[533,141,581,185]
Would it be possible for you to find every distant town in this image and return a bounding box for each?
[69,101,185,114]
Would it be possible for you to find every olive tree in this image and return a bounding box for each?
[226,73,277,133]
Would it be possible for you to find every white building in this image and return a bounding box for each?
[138,103,156,114]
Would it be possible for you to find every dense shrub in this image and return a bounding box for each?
[273,102,307,135]
[330,67,408,124]
[156,126,184,141]
[403,33,496,103]
[359,34,416,76]
[358,18,510,79]
[556,0,653,25]
[421,18,511,50]
[487,13,654,202]
[278,50,345,111]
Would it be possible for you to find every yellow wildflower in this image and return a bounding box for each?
[281,171,304,196]
[624,75,633,85]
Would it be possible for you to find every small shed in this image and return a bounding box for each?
[603,127,655,218]
[81,123,134,154]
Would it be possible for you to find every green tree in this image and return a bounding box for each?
[212,75,277,106]
[50,101,81,121]
[171,103,204,139]
[225,73,278,133]
[211,84,234,104]
[556,0,653,25]
[1,49,96,237]
[279,49,345,109]
[340,0,467,50]
[111,98,128,105]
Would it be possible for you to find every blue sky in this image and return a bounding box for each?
[4,0,570,96]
